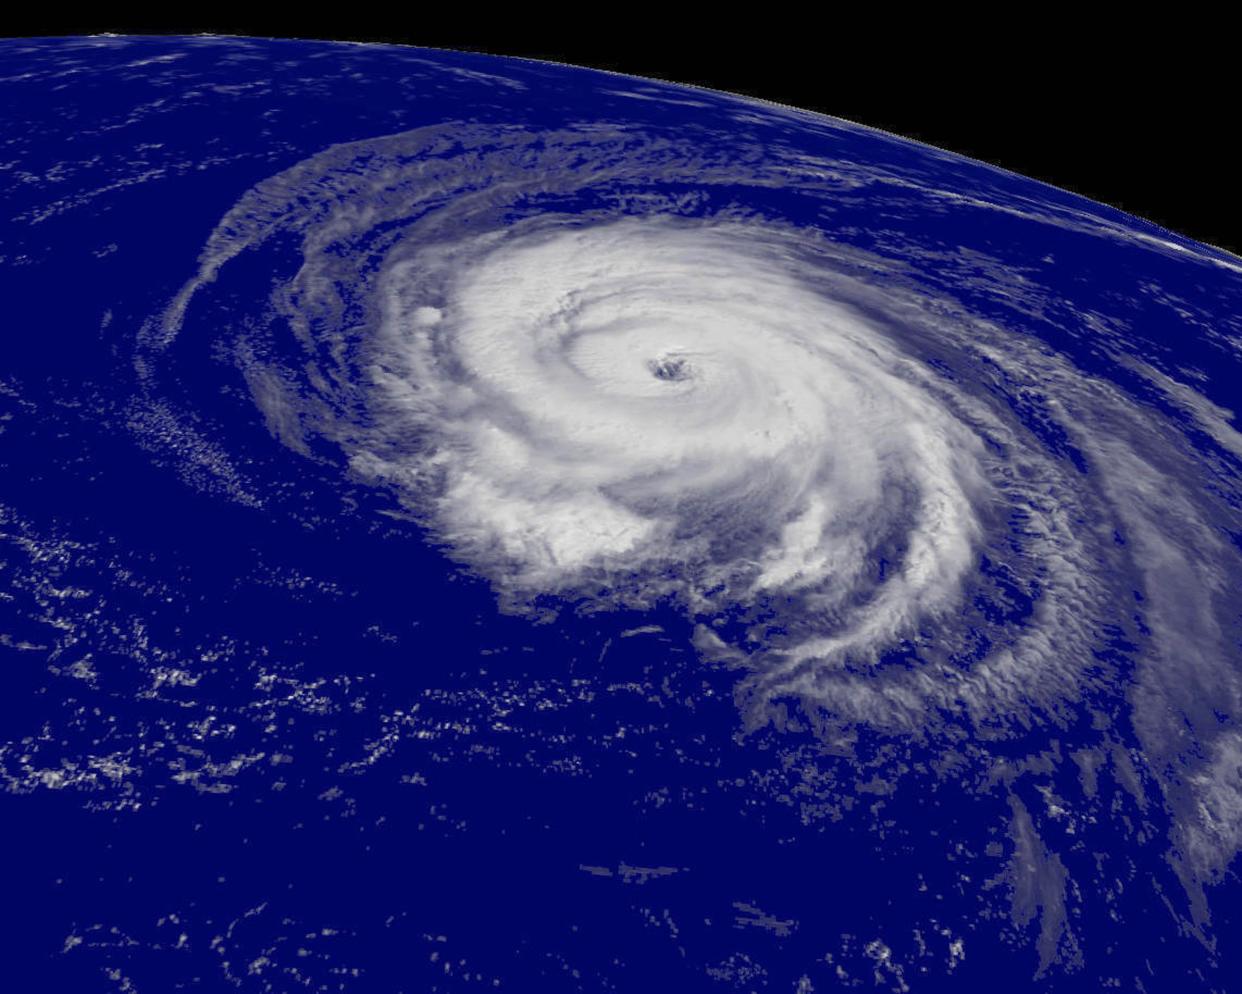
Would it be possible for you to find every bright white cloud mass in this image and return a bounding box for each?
[143,120,1242,903]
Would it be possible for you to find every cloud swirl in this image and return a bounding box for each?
[141,121,1242,887]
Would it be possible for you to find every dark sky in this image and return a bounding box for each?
[11,21,1238,256]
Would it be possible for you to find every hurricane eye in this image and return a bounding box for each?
[648,354,691,382]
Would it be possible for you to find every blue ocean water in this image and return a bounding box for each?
[2,36,1241,992]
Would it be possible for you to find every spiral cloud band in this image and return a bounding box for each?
[142,122,1242,886]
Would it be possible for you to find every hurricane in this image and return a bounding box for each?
[144,123,1241,757]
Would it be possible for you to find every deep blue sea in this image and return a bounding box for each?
[2,36,1242,993]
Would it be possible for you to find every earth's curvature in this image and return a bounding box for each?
[2,34,1242,993]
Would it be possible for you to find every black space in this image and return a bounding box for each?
[6,21,1239,255]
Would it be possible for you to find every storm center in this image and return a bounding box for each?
[648,353,691,382]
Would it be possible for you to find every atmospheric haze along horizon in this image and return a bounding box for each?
[4,37,1242,992]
